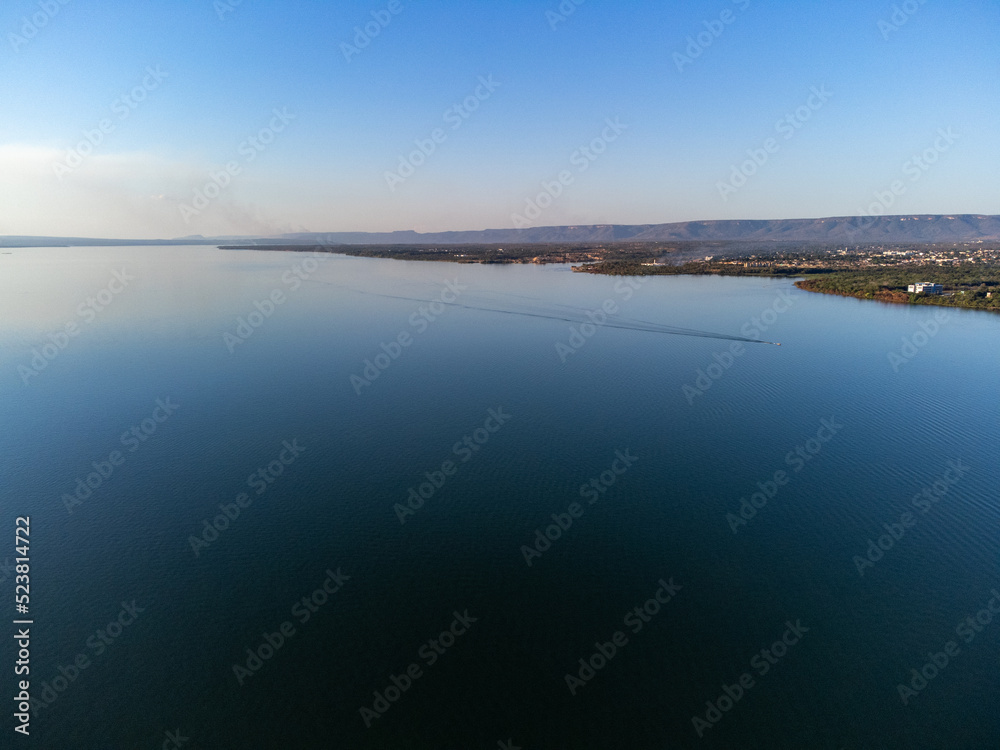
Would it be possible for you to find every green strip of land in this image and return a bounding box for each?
[576,258,1000,312]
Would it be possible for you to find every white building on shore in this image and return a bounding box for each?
[908,282,943,294]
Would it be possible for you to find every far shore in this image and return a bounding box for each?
[220,242,1000,315]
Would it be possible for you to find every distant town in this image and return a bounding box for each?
[574,243,1000,312]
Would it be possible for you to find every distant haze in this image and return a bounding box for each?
[2,214,998,247]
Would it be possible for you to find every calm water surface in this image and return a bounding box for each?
[0,246,998,749]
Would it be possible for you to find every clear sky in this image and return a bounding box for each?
[0,0,997,238]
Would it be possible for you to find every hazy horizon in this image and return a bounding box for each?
[0,213,1000,247]
[2,210,998,244]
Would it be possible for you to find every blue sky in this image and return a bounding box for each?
[0,0,997,237]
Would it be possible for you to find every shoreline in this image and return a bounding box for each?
[219,243,1000,315]
[791,278,1000,313]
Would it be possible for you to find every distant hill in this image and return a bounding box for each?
[270,215,999,245]
[3,215,998,247]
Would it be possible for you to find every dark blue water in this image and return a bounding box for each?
[1,246,998,749]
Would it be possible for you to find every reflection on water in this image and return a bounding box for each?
[0,246,998,748]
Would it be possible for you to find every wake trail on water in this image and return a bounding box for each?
[303,279,780,346]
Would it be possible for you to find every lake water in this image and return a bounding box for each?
[1,246,998,749]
